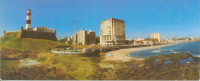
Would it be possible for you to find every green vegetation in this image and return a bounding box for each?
[1,49,103,80]
[58,37,69,43]
[37,57,47,62]
[153,53,192,61]
[37,53,101,80]
[95,53,199,80]
[1,65,71,80]
[1,60,20,67]
[139,53,199,80]
[1,31,101,52]
[1,31,70,52]
[1,32,199,80]
[1,48,39,60]
[3,31,22,38]
[1,50,199,80]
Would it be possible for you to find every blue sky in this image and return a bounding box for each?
[0,0,200,39]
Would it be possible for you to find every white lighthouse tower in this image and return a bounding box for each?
[26,8,31,30]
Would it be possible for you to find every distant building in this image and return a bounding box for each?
[95,37,100,45]
[87,30,96,45]
[32,26,56,33]
[65,36,73,44]
[133,37,145,45]
[100,18,125,46]
[150,33,161,43]
[136,37,144,41]
[133,39,144,45]
[73,29,96,45]
[76,29,88,45]
[125,39,134,45]
[133,38,153,45]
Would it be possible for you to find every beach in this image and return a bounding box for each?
[103,43,178,62]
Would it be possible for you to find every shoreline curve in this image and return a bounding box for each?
[103,43,180,62]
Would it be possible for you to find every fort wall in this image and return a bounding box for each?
[19,30,57,41]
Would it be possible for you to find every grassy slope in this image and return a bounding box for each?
[37,52,97,80]
[1,31,70,52]
[1,60,20,67]
[1,31,100,80]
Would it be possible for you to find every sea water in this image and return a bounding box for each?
[129,41,200,58]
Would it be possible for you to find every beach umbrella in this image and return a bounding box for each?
[107,54,112,56]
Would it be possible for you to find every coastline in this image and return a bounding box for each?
[103,43,180,62]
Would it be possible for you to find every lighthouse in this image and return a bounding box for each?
[26,8,31,30]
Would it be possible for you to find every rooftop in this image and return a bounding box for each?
[101,18,125,22]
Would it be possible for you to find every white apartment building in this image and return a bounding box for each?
[100,18,125,46]
[73,29,96,45]
[150,33,161,43]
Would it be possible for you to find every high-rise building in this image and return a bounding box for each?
[150,33,161,43]
[87,30,96,45]
[65,36,73,44]
[100,18,125,46]
[77,29,88,45]
[73,29,96,45]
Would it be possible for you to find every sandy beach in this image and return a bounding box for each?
[103,43,178,62]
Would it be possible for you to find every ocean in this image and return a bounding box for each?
[129,41,200,58]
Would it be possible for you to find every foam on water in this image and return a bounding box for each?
[129,41,200,58]
[194,54,200,57]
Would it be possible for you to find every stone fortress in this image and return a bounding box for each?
[4,9,57,41]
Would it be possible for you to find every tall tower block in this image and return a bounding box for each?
[26,8,31,29]
[100,18,125,46]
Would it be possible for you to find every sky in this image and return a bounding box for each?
[0,0,200,39]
